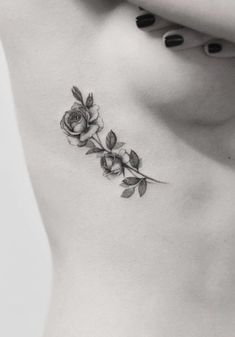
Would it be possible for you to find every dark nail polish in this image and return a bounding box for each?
[136,14,155,29]
[165,34,184,47]
[208,43,222,54]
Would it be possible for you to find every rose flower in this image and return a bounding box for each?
[100,150,129,177]
[60,102,103,147]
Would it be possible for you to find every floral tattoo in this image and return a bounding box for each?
[60,86,166,198]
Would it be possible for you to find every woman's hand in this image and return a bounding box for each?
[128,0,235,58]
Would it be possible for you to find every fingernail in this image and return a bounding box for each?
[208,43,222,54]
[136,14,155,29]
[165,34,184,47]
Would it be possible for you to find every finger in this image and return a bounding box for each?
[204,39,235,58]
[128,0,235,44]
[163,28,211,50]
[136,13,172,31]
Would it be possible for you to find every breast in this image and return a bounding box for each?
[94,2,235,125]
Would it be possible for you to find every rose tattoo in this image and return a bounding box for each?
[60,86,166,198]
[60,90,103,147]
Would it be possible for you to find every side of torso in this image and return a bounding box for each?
[1,1,235,336]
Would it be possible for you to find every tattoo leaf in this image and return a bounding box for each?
[138,179,147,197]
[61,86,166,199]
[72,86,84,104]
[113,142,125,150]
[86,93,94,108]
[129,150,140,170]
[121,177,141,186]
[86,148,104,155]
[121,188,135,198]
[106,130,117,150]
[86,140,96,148]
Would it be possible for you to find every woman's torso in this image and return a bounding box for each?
[1,1,235,336]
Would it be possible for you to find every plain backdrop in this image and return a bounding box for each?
[0,41,52,337]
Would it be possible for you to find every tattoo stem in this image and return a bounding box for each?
[126,167,139,178]
[96,133,104,148]
[124,164,167,184]
[91,135,105,150]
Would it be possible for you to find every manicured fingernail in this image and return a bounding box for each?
[208,43,222,54]
[165,34,184,47]
[136,14,155,29]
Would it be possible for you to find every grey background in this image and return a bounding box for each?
[0,41,51,337]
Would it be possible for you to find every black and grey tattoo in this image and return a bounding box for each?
[60,86,166,198]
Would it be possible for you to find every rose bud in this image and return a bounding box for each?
[101,153,124,177]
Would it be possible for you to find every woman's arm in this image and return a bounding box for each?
[128,0,235,43]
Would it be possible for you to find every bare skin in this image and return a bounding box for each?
[1,1,235,336]
[129,0,235,43]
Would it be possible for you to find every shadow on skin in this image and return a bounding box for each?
[75,0,235,169]
[76,0,121,14]
[145,36,235,168]
[158,109,235,168]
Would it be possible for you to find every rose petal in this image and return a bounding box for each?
[60,118,69,134]
[80,124,99,141]
[89,105,100,122]
[71,102,83,110]
[61,114,83,136]
[64,111,72,127]
[67,136,86,147]
[119,149,129,164]
[65,127,82,136]
[72,115,87,134]
[103,169,109,176]
[77,106,90,121]
[111,162,122,175]
[100,156,106,168]
[105,157,113,168]
[95,117,104,131]
[61,117,73,135]
[105,173,116,180]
